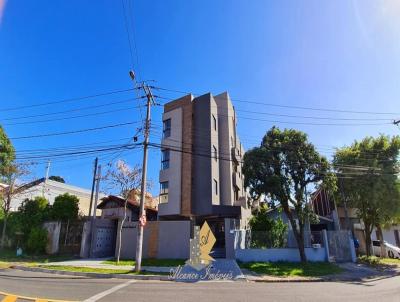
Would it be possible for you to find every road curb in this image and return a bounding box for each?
[11,265,172,281]
[11,265,399,283]
[248,271,400,283]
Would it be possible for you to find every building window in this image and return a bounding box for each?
[161,149,170,170]
[234,188,239,201]
[160,181,169,203]
[213,145,218,161]
[212,114,217,131]
[163,119,171,138]
[214,179,218,195]
[231,136,234,147]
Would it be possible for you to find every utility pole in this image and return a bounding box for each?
[133,74,155,272]
[89,164,101,258]
[88,157,99,217]
[42,160,51,197]
[339,177,352,236]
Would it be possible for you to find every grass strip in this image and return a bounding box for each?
[39,265,169,275]
[239,261,343,277]
[358,256,400,267]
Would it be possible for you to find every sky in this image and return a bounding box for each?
[0,0,400,197]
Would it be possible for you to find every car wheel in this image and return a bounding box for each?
[388,250,394,258]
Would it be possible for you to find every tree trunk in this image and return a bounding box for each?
[364,223,372,257]
[116,199,128,263]
[296,228,307,263]
[0,214,8,249]
[376,224,386,258]
[1,186,12,249]
[284,207,307,262]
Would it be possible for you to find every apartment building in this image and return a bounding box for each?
[158,92,251,254]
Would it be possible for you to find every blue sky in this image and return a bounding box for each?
[1,0,399,196]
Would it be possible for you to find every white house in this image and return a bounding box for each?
[3,178,104,216]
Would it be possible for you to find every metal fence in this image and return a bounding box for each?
[235,230,324,249]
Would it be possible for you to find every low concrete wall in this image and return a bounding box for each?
[235,247,327,263]
[43,221,61,255]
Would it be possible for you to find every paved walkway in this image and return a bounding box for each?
[43,258,172,273]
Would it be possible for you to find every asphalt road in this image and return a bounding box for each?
[0,268,399,302]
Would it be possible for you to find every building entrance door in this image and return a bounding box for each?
[208,220,226,258]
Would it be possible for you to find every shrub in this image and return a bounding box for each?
[26,227,48,254]
[19,196,50,229]
[51,193,79,221]
[249,205,288,248]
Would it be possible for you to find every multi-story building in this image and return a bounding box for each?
[157,92,251,255]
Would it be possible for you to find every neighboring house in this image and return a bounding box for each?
[265,205,319,247]
[310,188,340,231]
[126,189,159,210]
[263,188,340,234]
[311,188,400,253]
[158,92,251,257]
[97,194,158,222]
[7,178,105,216]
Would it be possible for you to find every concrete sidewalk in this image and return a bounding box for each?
[43,258,172,273]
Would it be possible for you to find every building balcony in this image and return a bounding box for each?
[231,147,240,163]
[232,171,242,189]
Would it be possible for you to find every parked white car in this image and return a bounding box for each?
[372,240,400,259]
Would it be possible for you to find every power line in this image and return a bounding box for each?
[14,137,136,154]
[127,0,142,80]
[3,106,138,126]
[0,88,136,112]
[149,142,399,177]
[121,0,135,70]
[152,133,397,167]
[15,143,141,160]
[153,86,400,116]
[10,121,141,140]
[156,96,393,121]
[1,97,144,122]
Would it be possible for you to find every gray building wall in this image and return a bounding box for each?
[192,93,217,215]
[117,221,190,259]
[214,92,234,206]
[159,107,183,217]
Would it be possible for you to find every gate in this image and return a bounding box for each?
[91,219,117,258]
[327,230,353,262]
[59,220,84,255]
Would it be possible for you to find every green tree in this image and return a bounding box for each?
[0,163,30,249]
[0,125,15,176]
[334,135,400,256]
[249,205,288,248]
[48,175,65,183]
[0,126,15,249]
[26,227,48,254]
[19,196,50,231]
[243,127,335,262]
[51,193,79,221]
